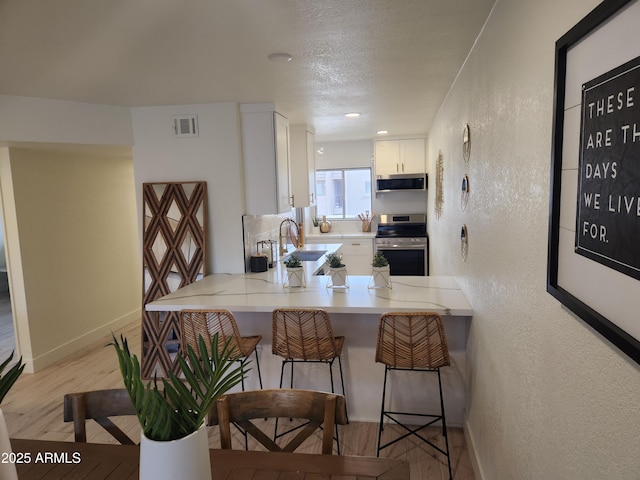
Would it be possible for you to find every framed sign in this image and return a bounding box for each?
[548,0,640,365]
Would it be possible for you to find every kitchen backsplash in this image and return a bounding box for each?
[242,212,294,272]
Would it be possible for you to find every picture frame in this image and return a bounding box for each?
[547,0,640,365]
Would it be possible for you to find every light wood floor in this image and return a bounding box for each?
[2,320,476,480]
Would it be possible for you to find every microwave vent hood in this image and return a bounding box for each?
[376,173,427,192]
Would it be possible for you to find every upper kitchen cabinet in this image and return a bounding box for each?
[374,137,426,176]
[289,125,316,208]
[241,103,292,214]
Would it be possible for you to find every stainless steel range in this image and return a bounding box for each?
[375,214,429,276]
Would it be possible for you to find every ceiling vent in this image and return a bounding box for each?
[172,115,199,138]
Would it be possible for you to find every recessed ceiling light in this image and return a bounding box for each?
[268,52,293,63]
[376,130,388,135]
[345,112,361,118]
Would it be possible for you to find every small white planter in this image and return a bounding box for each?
[285,266,305,288]
[140,424,211,480]
[328,266,349,288]
[369,266,392,289]
[0,408,18,480]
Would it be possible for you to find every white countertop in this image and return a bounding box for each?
[306,232,376,241]
[146,273,473,316]
[273,243,342,277]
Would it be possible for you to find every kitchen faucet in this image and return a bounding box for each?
[278,219,299,257]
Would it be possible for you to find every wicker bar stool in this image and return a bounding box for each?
[271,308,348,453]
[375,311,452,480]
[180,309,263,390]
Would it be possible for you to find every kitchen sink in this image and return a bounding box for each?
[284,250,327,262]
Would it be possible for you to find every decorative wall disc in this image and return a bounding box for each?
[461,175,470,211]
[461,225,468,261]
[463,124,471,163]
[435,150,444,219]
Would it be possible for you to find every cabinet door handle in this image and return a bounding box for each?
[396,163,399,173]
[289,194,295,207]
[310,193,314,203]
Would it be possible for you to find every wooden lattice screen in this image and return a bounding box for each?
[141,182,207,378]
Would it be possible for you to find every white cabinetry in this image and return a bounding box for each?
[307,237,374,275]
[241,103,292,214]
[374,138,426,176]
[289,125,316,208]
[340,239,374,275]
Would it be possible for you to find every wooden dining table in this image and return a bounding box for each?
[10,438,409,479]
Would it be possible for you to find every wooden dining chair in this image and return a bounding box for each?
[180,309,263,390]
[209,389,347,455]
[63,388,137,444]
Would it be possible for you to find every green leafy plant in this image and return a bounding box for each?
[312,217,320,227]
[372,251,389,268]
[283,254,302,268]
[325,252,345,269]
[0,351,25,404]
[111,333,245,441]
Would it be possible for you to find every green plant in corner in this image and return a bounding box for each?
[325,252,345,269]
[111,333,245,442]
[283,254,302,268]
[372,251,389,268]
[0,351,25,404]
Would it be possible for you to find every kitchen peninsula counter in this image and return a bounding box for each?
[145,274,472,424]
[146,274,472,316]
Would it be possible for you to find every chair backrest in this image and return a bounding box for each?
[63,388,137,444]
[272,308,339,360]
[180,309,246,357]
[209,388,347,455]
[375,312,450,369]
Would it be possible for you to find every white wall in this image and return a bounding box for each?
[0,96,139,371]
[0,95,133,145]
[1,146,140,372]
[427,0,640,478]
[131,103,245,273]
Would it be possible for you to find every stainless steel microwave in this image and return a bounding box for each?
[375,174,427,192]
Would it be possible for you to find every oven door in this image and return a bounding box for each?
[376,245,427,276]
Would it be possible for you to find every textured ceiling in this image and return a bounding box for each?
[0,0,495,141]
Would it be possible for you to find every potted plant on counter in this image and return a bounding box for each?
[0,351,25,480]
[325,252,349,288]
[111,333,245,480]
[369,251,391,289]
[283,254,305,287]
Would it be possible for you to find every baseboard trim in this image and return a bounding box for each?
[464,418,485,480]
[26,308,141,372]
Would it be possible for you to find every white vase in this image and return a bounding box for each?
[140,424,211,480]
[286,266,305,287]
[0,408,18,480]
[329,266,348,288]
[371,266,391,288]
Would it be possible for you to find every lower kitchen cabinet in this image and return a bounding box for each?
[339,239,374,275]
[306,236,374,275]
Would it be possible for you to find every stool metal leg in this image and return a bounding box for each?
[377,366,452,479]
[254,349,263,389]
[336,356,349,424]
[376,365,390,456]
[437,368,452,480]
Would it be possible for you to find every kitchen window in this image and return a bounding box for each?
[316,168,372,219]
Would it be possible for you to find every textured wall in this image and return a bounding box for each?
[4,146,140,371]
[427,0,640,478]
